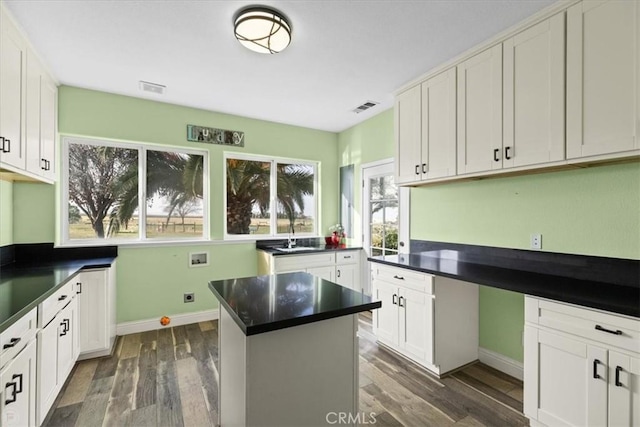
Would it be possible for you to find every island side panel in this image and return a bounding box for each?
[219,308,247,426]
[245,314,359,426]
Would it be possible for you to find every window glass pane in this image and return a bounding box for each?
[384,225,399,251]
[146,151,205,239]
[276,163,315,235]
[370,176,397,201]
[68,143,138,240]
[226,158,271,235]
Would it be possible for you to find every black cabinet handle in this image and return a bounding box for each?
[593,359,601,379]
[505,146,512,160]
[393,275,404,280]
[337,269,341,278]
[58,295,68,301]
[2,337,21,350]
[60,319,69,336]
[392,294,397,305]
[595,325,622,335]
[41,158,47,170]
[64,319,70,333]
[422,163,427,174]
[398,296,405,308]
[415,165,420,175]
[4,380,17,405]
[343,255,351,259]
[3,139,10,153]
[0,136,4,152]
[493,148,500,162]
[77,282,82,294]
[13,374,22,395]
[615,366,623,387]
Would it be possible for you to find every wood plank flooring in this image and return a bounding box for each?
[44,315,528,426]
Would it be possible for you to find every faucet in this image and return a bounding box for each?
[287,223,296,248]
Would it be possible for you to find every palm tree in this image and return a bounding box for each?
[226,159,313,234]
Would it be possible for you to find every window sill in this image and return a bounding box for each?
[55,239,253,249]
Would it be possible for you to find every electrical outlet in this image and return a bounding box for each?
[530,234,542,250]
[184,293,195,303]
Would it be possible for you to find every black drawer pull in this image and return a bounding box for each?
[343,255,351,259]
[2,337,21,350]
[415,164,420,175]
[505,146,512,160]
[13,373,22,395]
[2,139,10,153]
[398,296,405,308]
[5,380,17,405]
[392,294,397,305]
[595,325,622,335]
[493,148,500,162]
[77,282,82,294]
[422,163,427,174]
[615,366,623,387]
[393,275,404,280]
[58,295,68,301]
[337,269,341,278]
[593,359,601,379]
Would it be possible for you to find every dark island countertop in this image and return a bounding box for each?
[0,257,116,333]
[209,272,381,336]
[369,246,640,318]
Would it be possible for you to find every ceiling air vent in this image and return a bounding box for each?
[352,100,379,114]
[139,80,166,95]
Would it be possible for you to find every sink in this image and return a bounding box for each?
[274,247,318,253]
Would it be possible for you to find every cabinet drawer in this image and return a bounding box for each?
[336,251,359,265]
[274,252,336,271]
[0,308,37,370]
[526,296,640,354]
[372,264,434,294]
[39,280,75,327]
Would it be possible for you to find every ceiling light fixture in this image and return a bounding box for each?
[234,6,292,54]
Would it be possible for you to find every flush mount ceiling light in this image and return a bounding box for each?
[234,6,292,54]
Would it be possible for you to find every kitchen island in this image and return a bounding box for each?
[209,272,380,427]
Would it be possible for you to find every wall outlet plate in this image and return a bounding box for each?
[189,251,209,268]
[184,293,195,303]
[530,234,542,250]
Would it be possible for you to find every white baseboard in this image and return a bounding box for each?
[116,309,219,336]
[478,347,523,381]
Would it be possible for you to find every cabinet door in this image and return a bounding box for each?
[457,44,503,174]
[608,351,640,427]
[398,287,433,365]
[306,266,334,282]
[395,85,422,184]
[39,74,56,182]
[421,68,457,180]
[372,279,398,346]
[503,13,565,168]
[0,340,36,427]
[57,299,76,381]
[335,263,358,291]
[77,270,108,354]
[524,327,608,427]
[36,320,59,423]
[25,51,43,176]
[567,0,639,158]
[0,13,26,169]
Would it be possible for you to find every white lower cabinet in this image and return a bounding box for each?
[259,250,364,293]
[76,266,117,359]
[524,296,640,427]
[37,288,78,425]
[371,263,478,376]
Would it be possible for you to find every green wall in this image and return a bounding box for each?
[12,86,339,323]
[338,110,640,363]
[0,180,13,246]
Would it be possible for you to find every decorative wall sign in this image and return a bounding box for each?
[187,125,245,147]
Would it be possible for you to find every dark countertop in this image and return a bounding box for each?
[369,250,640,318]
[209,272,381,336]
[256,238,362,256]
[0,257,116,333]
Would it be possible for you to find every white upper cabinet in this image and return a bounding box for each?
[503,12,565,168]
[0,8,27,170]
[457,44,503,175]
[395,85,422,184]
[421,68,457,180]
[567,0,639,159]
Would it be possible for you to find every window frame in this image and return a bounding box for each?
[61,136,210,246]
[223,152,319,240]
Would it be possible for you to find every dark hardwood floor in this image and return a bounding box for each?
[44,315,527,426]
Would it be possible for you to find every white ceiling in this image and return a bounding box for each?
[5,0,557,133]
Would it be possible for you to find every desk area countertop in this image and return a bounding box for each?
[368,241,640,318]
[209,272,380,336]
[0,243,117,333]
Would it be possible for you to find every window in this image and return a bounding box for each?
[363,162,400,257]
[225,153,317,238]
[63,137,208,244]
